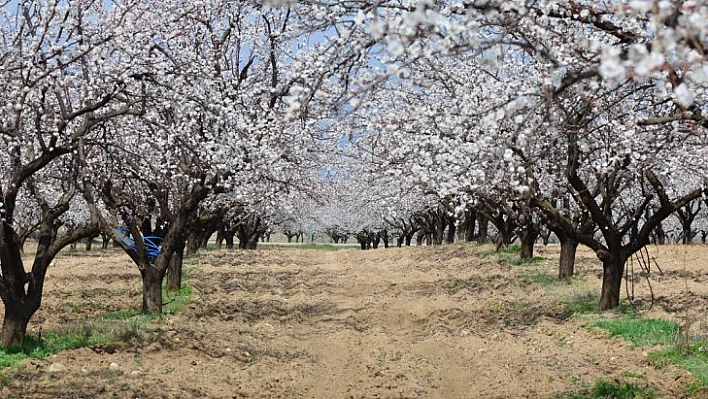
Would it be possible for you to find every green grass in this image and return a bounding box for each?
[593,315,708,389]
[506,244,522,254]
[0,270,194,372]
[647,342,708,385]
[518,265,557,285]
[163,283,192,316]
[559,293,598,319]
[0,319,144,368]
[559,294,637,320]
[494,251,544,266]
[594,317,679,348]
[567,379,656,399]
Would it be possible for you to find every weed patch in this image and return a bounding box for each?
[559,293,598,319]
[505,245,521,254]
[163,283,192,316]
[572,379,656,398]
[489,251,545,267]
[594,317,679,348]
[594,314,708,388]
[647,341,708,385]
[518,265,557,285]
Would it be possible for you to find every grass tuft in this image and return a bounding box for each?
[519,266,557,285]
[495,251,544,266]
[559,293,598,319]
[505,244,521,254]
[594,317,679,348]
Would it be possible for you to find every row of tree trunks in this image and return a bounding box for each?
[215,228,236,250]
[356,230,388,250]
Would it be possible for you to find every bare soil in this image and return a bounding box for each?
[1,243,708,398]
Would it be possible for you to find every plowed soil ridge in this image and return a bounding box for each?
[1,244,706,398]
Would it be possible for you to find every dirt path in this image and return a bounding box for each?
[1,244,706,398]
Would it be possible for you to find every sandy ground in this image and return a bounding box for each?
[1,243,707,398]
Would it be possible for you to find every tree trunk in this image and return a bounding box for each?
[224,232,235,250]
[558,236,578,280]
[200,231,211,249]
[654,223,666,245]
[358,239,367,250]
[247,232,259,249]
[520,237,534,260]
[446,223,456,244]
[372,236,380,249]
[495,236,508,252]
[598,254,626,311]
[477,214,489,243]
[167,240,185,292]
[186,232,199,254]
[682,224,693,245]
[464,210,476,242]
[101,234,111,250]
[415,232,424,246]
[434,226,445,245]
[215,229,224,250]
[1,230,49,347]
[1,307,28,348]
[141,267,164,314]
[519,228,538,260]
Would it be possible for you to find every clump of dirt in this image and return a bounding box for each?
[0,244,706,398]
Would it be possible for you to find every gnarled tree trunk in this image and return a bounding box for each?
[141,266,165,314]
[1,309,29,348]
[558,235,578,281]
[518,225,538,261]
[167,239,186,292]
[599,254,626,311]
[477,214,489,244]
